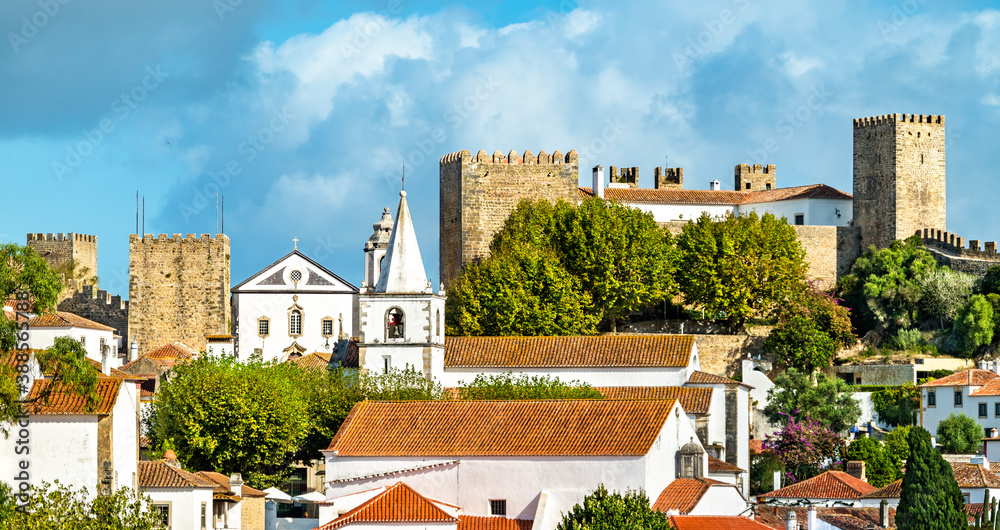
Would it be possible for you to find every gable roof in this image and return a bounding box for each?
[653,478,732,514]
[24,378,122,415]
[757,471,876,500]
[317,482,457,529]
[445,335,695,368]
[25,311,116,332]
[578,184,852,206]
[597,386,712,414]
[374,191,429,293]
[951,462,1000,488]
[291,351,333,370]
[921,369,999,387]
[138,460,217,489]
[327,399,678,457]
[708,455,745,474]
[231,249,358,292]
[687,371,751,388]
[84,358,134,379]
[970,378,1000,396]
[122,343,195,372]
[860,478,902,499]
[669,515,775,530]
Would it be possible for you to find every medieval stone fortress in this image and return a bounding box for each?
[6,112,998,530]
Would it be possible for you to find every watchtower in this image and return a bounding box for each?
[853,114,946,249]
[27,233,98,286]
[734,164,776,191]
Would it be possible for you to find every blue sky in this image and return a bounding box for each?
[2,0,999,296]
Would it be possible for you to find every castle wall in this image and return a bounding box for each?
[439,149,578,287]
[27,233,99,288]
[57,284,129,347]
[734,164,776,191]
[918,228,1000,276]
[128,234,231,356]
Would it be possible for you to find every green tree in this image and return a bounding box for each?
[456,373,604,400]
[555,485,672,530]
[763,316,838,371]
[838,236,938,334]
[1,480,163,530]
[896,426,966,530]
[844,437,897,488]
[763,368,861,433]
[749,450,785,495]
[936,413,982,454]
[954,294,995,355]
[872,385,920,427]
[980,266,1000,296]
[148,356,312,487]
[676,212,807,327]
[919,269,975,329]
[884,426,912,468]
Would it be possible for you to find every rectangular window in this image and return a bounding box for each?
[383,356,391,374]
[201,502,206,530]
[928,391,936,407]
[995,403,1000,418]
[980,403,988,418]
[490,500,507,517]
[100,337,106,353]
[794,214,805,225]
[955,390,964,407]
[258,319,269,337]
[79,336,86,347]
[322,319,333,336]
[154,505,170,529]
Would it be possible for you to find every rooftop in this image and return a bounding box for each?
[950,462,1000,488]
[708,455,745,474]
[317,482,456,529]
[920,369,999,387]
[578,183,852,206]
[25,311,116,332]
[669,515,776,530]
[444,335,695,368]
[138,460,217,489]
[653,478,731,514]
[24,378,122,415]
[597,386,712,414]
[757,471,877,500]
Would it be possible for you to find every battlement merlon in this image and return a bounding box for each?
[735,164,776,176]
[130,233,230,244]
[439,149,579,166]
[655,167,684,189]
[854,114,945,128]
[27,233,97,243]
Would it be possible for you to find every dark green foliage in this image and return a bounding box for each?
[954,294,995,356]
[749,450,785,495]
[973,490,1000,529]
[980,266,1000,296]
[896,426,967,529]
[838,236,938,334]
[34,337,99,410]
[763,368,861,433]
[555,485,672,530]
[872,385,920,427]
[936,413,983,454]
[0,480,163,530]
[763,316,838,371]
[455,373,603,400]
[844,437,898,488]
[676,212,807,327]
[884,426,912,468]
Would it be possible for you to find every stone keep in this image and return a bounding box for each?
[27,233,99,287]
[734,164,776,191]
[439,149,579,287]
[128,234,231,357]
[853,114,946,250]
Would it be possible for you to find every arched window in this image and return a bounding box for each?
[387,308,405,339]
[290,310,302,336]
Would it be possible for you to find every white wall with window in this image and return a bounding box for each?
[25,313,119,367]
[920,370,1000,438]
[144,489,214,530]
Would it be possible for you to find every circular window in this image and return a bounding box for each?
[290,270,302,282]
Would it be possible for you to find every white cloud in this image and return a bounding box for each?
[562,9,603,39]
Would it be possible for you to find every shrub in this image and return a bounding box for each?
[891,328,924,351]
[936,413,983,454]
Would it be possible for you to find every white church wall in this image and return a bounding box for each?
[234,290,357,363]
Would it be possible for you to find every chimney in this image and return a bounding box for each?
[229,472,244,490]
[807,506,818,529]
[101,347,111,376]
[163,450,180,469]
[773,470,782,491]
[846,460,867,482]
[709,180,721,191]
[880,499,889,528]
[130,339,138,361]
[785,510,797,530]
[593,165,605,199]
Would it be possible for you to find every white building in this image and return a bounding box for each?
[25,311,120,367]
[356,191,446,378]
[652,477,748,516]
[0,377,139,497]
[319,399,718,530]
[139,457,217,530]
[919,369,1000,438]
[231,248,359,363]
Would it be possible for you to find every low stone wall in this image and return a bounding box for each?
[692,328,771,378]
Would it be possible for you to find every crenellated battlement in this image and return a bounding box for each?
[440,149,578,166]
[609,166,639,188]
[854,114,945,128]
[129,233,228,245]
[28,233,97,243]
[735,164,776,191]
[917,228,1000,275]
[655,167,684,189]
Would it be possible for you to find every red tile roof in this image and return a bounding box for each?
[860,478,902,499]
[920,369,999,387]
[669,515,775,530]
[578,184,851,206]
[969,378,1000,396]
[687,371,748,387]
[458,516,534,530]
[147,343,196,360]
[328,399,678,457]
[84,358,135,379]
[654,478,731,514]
[950,462,1000,488]
[317,482,457,529]
[757,471,876,500]
[291,351,333,370]
[444,335,695,368]
[708,455,745,474]
[138,460,217,489]
[24,378,122,415]
[597,386,713,414]
[25,311,116,331]
[139,377,156,398]
[754,507,894,530]
[748,440,765,455]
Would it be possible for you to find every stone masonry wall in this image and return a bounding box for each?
[693,328,771,378]
[439,149,578,287]
[918,228,1000,276]
[128,234,230,357]
[27,233,99,287]
[58,285,129,339]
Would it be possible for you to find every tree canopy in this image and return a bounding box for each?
[555,485,672,530]
[872,385,920,427]
[844,437,898,488]
[676,212,807,327]
[936,413,982,454]
[896,426,966,530]
[763,368,861,433]
[454,373,604,400]
[0,480,162,530]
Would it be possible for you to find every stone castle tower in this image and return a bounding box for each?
[853,114,946,250]
[128,233,231,357]
[27,233,99,290]
[734,164,776,191]
[439,149,579,287]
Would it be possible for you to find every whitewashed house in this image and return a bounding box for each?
[139,456,217,530]
[919,369,1000,437]
[652,477,748,516]
[320,399,718,530]
[231,248,359,363]
[25,311,120,367]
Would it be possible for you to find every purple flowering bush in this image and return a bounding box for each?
[764,413,846,483]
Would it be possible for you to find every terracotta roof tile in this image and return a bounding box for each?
[444,335,695,368]
[653,478,730,514]
[24,378,121,415]
[84,358,134,379]
[458,516,534,530]
[139,377,156,397]
[291,352,333,370]
[969,378,1000,396]
[754,507,894,530]
[708,455,745,474]
[147,343,196,360]
[138,460,218,489]
[950,462,1000,488]
[578,184,851,206]
[860,478,902,499]
[328,399,677,457]
[920,369,999,387]
[25,311,116,332]
[194,471,235,496]
[669,515,775,530]
[757,471,876,500]
[317,482,457,529]
[597,386,712,414]
[687,371,747,387]
[749,440,765,455]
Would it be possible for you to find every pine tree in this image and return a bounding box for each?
[896,426,967,529]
